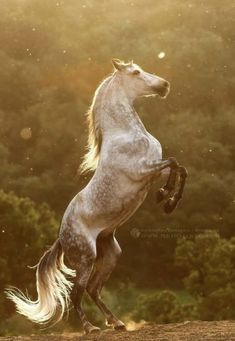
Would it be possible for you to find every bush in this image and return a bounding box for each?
[0,190,58,329]
[133,290,195,323]
[175,231,235,320]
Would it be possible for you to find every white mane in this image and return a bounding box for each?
[79,75,113,174]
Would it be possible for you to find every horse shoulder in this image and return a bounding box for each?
[111,134,150,154]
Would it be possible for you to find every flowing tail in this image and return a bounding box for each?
[5,239,75,325]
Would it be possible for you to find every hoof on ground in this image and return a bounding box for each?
[114,321,126,331]
[106,318,126,331]
[85,324,101,334]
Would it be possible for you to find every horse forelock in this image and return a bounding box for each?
[79,74,114,174]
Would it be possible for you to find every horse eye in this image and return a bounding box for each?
[133,70,140,75]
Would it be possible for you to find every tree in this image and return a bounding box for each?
[0,190,58,320]
[133,289,195,323]
[175,231,235,320]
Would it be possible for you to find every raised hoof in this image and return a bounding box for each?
[156,188,166,203]
[84,324,101,334]
[164,197,180,214]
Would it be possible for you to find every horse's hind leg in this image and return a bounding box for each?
[86,232,125,330]
[60,227,99,334]
[71,263,101,334]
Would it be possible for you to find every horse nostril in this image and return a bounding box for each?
[163,81,169,88]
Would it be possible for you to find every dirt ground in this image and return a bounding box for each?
[1,321,235,341]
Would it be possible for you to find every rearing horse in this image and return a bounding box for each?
[6,59,187,334]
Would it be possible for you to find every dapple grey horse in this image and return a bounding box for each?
[6,59,187,334]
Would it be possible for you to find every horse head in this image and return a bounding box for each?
[112,58,170,100]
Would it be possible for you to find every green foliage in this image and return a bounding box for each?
[0,190,58,330]
[175,231,235,320]
[133,289,196,323]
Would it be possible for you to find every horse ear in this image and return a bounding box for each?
[112,58,125,71]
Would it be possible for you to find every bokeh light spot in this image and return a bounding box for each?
[20,127,32,140]
[158,51,166,59]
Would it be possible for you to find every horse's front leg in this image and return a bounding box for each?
[140,157,179,177]
[163,165,188,213]
[140,157,187,213]
[156,166,178,203]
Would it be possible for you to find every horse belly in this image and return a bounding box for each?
[79,178,149,231]
[115,185,149,227]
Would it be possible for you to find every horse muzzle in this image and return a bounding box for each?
[152,81,170,98]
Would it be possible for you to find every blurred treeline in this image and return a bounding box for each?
[0,0,235,336]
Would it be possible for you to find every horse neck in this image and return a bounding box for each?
[96,77,146,137]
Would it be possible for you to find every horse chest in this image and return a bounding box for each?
[117,133,162,160]
[117,133,162,176]
[143,134,162,159]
